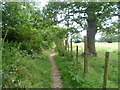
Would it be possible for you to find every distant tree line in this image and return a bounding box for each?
[97,34,119,43]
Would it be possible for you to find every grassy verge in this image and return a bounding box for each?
[2,42,52,88]
[55,42,118,88]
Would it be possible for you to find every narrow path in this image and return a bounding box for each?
[49,49,63,88]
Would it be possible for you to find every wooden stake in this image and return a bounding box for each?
[70,39,72,53]
[76,46,78,58]
[68,42,69,52]
[103,52,110,88]
[65,40,67,50]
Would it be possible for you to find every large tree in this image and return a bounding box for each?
[43,2,117,56]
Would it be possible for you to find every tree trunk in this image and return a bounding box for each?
[87,16,98,56]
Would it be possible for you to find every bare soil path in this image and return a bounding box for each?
[49,49,63,88]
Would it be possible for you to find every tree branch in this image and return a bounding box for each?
[70,9,86,13]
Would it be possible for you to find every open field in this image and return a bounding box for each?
[72,42,118,60]
[72,42,118,52]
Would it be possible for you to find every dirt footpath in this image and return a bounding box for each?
[49,49,63,88]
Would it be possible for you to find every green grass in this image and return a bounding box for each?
[2,42,52,88]
[55,42,118,88]
[2,41,118,88]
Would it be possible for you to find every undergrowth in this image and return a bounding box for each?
[2,42,52,88]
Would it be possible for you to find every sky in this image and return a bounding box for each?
[38,0,118,40]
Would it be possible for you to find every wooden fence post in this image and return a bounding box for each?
[103,52,110,88]
[84,36,88,76]
[76,46,78,58]
[68,42,69,52]
[70,39,72,53]
[65,40,68,50]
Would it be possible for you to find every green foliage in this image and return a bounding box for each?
[2,2,34,41]
[2,42,52,88]
[2,2,69,88]
[2,2,68,52]
[44,26,68,44]
[100,22,118,35]
[2,2,55,51]
[2,1,118,88]
[72,33,83,43]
